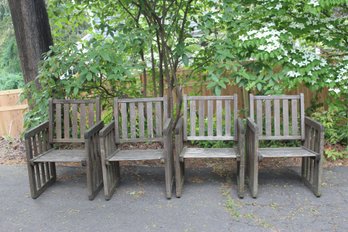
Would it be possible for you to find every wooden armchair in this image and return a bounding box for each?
[99,97,174,200]
[25,98,104,200]
[246,94,324,198]
[175,95,245,198]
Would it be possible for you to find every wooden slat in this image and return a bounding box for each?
[233,94,238,138]
[225,100,231,136]
[300,93,305,140]
[256,100,263,134]
[216,100,222,136]
[95,98,101,121]
[183,95,187,140]
[121,103,128,139]
[181,147,237,159]
[64,103,69,139]
[146,102,153,138]
[109,149,164,161]
[52,99,97,104]
[114,99,119,143]
[259,147,316,158]
[72,104,78,138]
[207,100,213,136]
[292,99,298,135]
[118,97,163,103]
[88,103,94,127]
[190,100,196,136]
[32,149,87,162]
[55,103,62,139]
[249,94,254,120]
[48,99,54,143]
[265,100,271,136]
[129,102,136,139]
[138,102,145,138]
[259,135,302,140]
[254,95,300,100]
[274,99,280,136]
[187,136,235,141]
[80,104,86,137]
[199,100,205,136]
[155,101,162,136]
[283,100,289,136]
[163,96,168,121]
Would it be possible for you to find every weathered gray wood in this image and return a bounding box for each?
[207,100,213,136]
[225,100,231,136]
[283,99,289,136]
[48,99,54,143]
[249,94,254,120]
[88,103,94,127]
[292,99,298,135]
[80,104,86,137]
[199,100,205,136]
[187,136,234,141]
[32,149,86,162]
[55,103,62,139]
[180,147,237,159]
[108,149,164,161]
[187,96,238,100]
[233,94,238,139]
[216,100,222,136]
[190,100,196,136]
[129,102,136,139]
[146,102,153,138]
[183,95,188,140]
[254,95,300,100]
[256,100,263,134]
[155,101,162,136]
[72,104,78,138]
[259,135,302,140]
[274,99,280,136]
[138,102,145,138]
[52,99,97,104]
[64,103,69,139]
[265,100,271,136]
[259,147,316,158]
[118,97,164,103]
[114,99,119,143]
[300,93,305,140]
[121,103,127,139]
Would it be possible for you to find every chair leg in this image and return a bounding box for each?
[102,161,120,201]
[248,154,258,198]
[236,160,245,198]
[27,162,56,199]
[301,157,322,197]
[175,159,185,198]
[165,154,174,199]
[86,159,103,201]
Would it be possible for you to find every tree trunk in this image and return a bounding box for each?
[8,0,53,88]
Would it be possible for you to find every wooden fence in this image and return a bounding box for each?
[0,89,28,137]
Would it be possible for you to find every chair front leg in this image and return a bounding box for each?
[246,118,259,198]
[236,118,245,198]
[174,117,184,198]
[163,118,174,199]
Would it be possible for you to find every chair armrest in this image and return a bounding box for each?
[304,117,324,160]
[84,121,104,139]
[25,121,50,160]
[99,121,117,160]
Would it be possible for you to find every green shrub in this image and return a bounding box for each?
[0,70,24,90]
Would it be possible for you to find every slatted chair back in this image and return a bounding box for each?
[249,94,305,141]
[114,97,168,143]
[48,98,101,143]
[183,95,238,141]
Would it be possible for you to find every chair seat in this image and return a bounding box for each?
[32,149,86,163]
[180,147,237,159]
[258,147,317,158]
[108,149,164,161]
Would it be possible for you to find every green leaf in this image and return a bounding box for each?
[256,83,262,92]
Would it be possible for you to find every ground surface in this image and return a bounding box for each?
[1,137,348,231]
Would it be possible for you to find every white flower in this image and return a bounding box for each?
[275,3,282,10]
[287,71,301,77]
[329,88,341,94]
[308,0,319,7]
[239,35,248,41]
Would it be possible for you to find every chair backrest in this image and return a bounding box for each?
[48,98,101,143]
[114,97,168,143]
[183,95,238,141]
[249,94,305,140]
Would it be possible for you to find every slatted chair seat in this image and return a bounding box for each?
[100,97,174,200]
[180,147,237,159]
[246,94,324,198]
[31,149,87,163]
[25,98,104,200]
[258,147,317,159]
[108,149,165,161]
[175,95,245,198]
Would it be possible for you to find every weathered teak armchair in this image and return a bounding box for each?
[25,98,104,200]
[99,97,173,200]
[246,94,324,198]
[175,95,245,198]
